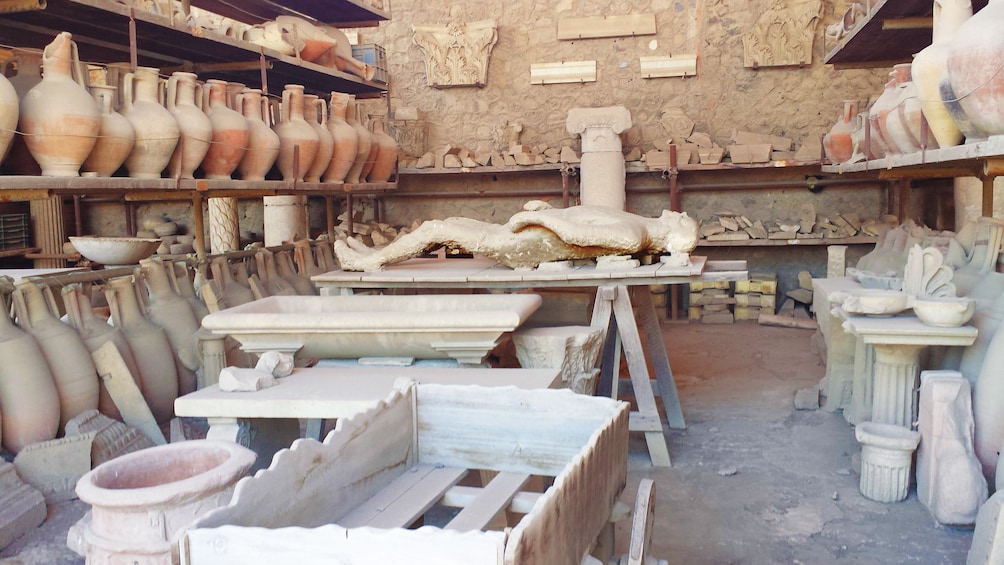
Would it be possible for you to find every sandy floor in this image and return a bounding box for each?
[1,322,975,564]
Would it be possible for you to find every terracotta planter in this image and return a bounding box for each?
[63,284,143,421]
[12,281,99,430]
[303,94,334,183]
[82,84,135,176]
[122,66,180,178]
[322,91,358,183]
[237,88,279,181]
[367,115,397,182]
[823,100,859,164]
[913,0,972,148]
[75,440,255,564]
[201,79,248,179]
[0,301,60,454]
[274,84,318,182]
[165,71,212,179]
[945,0,1004,140]
[19,32,99,176]
[105,276,179,424]
[344,94,372,184]
[140,258,201,396]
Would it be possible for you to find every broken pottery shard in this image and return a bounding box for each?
[443,154,463,168]
[688,131,714,148]
[13,432,96,503]
[0,462,46,550]
[798,270,814,290]
[798,204,816,234]
[474,150,492,166]
[719,216,740,231]
[698,147,725,164]
[840,213,862,231]
[660,108,695,140]
[701,223,726,237]
[727,144,772,163]
[462,156,479,168]
[514,152,534,166]
[415,152,435,169]
[644,150,669,170]
[732,130,794,151]
[624,147,642,161]
[503,154,518,167]
[707,232,750,242]
[219,367,278,392]
[787,288,813,305]
[64,409,156,467]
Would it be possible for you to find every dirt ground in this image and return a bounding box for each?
[2,322,975,564]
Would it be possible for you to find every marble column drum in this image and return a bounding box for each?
[870,344,923,427]
[566,106,632,210]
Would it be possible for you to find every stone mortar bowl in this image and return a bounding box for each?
[836,289,912,317]
[912,296,976,328]
[69,236,161,266]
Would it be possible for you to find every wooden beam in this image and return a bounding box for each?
[557,14,656,40]
[983,175,996,217]
[881,17,932,30]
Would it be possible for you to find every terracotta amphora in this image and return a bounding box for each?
[121,66,180,178]
[367,115,398,182]
[254,250,297,296]
[1,47,43,175]
[913,0,972,148]
[105,276,179,424]
[165,260,210,322]
[0,299,60,453]
[12,281,99,431]
[322,92,358,183]
[62,283,142,421]
[358,114,380,181]
[293,240,324,278]
[274,84,318,181]
[82,85,135,176]
[868,77,901,155]
[823,100,860,164]
[201,79,249,179]
[20,32,100,176]
[303,94,334,183]
[344,94,372,183]
[945,0,1004,140]
[139,258,200,396]
[237,88,280,181]
[275,249,317,295]
[165,71,212,179]
[885,64,938,154]
[0,71,17,165]
[315,239,337,272]
[210,257,255,307]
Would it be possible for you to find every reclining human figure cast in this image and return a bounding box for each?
[334,200,700,271]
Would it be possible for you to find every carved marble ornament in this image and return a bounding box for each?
[742,0,823,68]
[412,20,498,88]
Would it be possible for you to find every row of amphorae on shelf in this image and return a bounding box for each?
[0,243,329,455]
[0,31,398,182]
[823,0,1004,164]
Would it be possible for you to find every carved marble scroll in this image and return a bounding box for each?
[412,20,498,88]
[742,0,823,68]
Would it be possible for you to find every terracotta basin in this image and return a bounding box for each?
[913,296,976,328]
[69,236,161,266]
[201,294,543,364]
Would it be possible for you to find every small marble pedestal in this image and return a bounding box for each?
[566,106,632,210]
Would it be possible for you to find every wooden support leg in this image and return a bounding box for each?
[192,193,207,261]
[629,286,686,429]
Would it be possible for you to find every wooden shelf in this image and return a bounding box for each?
[0,0,387,97]
[397,161,824,177]
[189,0,389,27]
[697,236,878,248]
[824,0,988,68]
[821,136,1004,179]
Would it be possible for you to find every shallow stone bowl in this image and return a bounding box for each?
[839,289,911,316]
[846,268,903,291]
[69,236,161,266]
[912,296,976,328]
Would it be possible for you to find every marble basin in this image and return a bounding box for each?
[913,296,976,328]
[836,289,912,317]
[201,294,543,364]
[69,236,161,266]
[847,268,903,291]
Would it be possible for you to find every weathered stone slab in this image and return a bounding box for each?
[13,432,96,503]
[64,409,156,468]
[0,462,46,549]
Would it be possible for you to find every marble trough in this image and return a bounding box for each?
[200,294,542,365]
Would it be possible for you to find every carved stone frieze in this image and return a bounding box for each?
[742,0,823,68]
[412,20,498,88]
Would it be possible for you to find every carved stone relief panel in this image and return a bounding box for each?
[742,0,823,68]
[412,20,498,88]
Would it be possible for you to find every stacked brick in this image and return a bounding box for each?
[688,280,735,324]
[734,272,778,321]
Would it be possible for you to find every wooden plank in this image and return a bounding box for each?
[627,479,657,565]
[630,286,685,430]
[339,465,468,529]
[91,342,166,446]
[445,472,531,532]
[557,14,656,40]
[440,486,542,515]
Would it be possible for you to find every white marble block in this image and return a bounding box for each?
[566,106,632,210]
[969,490,1004,565]
[512,326,604,394]
[917,370,988,526]
[856,421,920,503]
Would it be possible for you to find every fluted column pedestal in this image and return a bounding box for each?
[870,343,924,427]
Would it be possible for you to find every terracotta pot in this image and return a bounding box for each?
[359,116,380,181]
[0,71,17,164]
[274,84,318,182]
[322,91,358,183]
[140,258,201,396]
[367,115,398,182]
[344,94,372,183]
[946,0,1004,140]
[201,79,248,179]
[275,249,317,295]
[163,260,210,322]
[165,71,212,179]
[62,284,143,421]
[13,281,99,431]
[0,301,60,453]
[237,88,280,181]
[210,257,254,307]
[885,64,938,154]
[1,48,43,175]
[82,85,135,176]
[913,0,973,148]
[75,440,256,564]
[823,100,859,164]
[315,239,337,272]
[105,276,179,424]
[254,250,297,296]
[868,77,901,156]
[20,32,99,176]
[293,240,324,278]
[122,66,180,178]
[303,94,334,183]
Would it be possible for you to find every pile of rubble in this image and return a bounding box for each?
[402,142,580,170]
[699,204,885,242]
